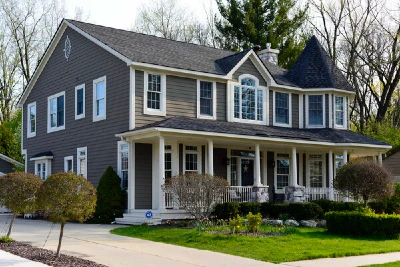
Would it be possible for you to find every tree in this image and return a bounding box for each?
[36,172,96,257]
[215,0,308,68]
[0,109,23,163]
[92,166,124,224]
[0,172,42,237]
[334,159,394,206]
[162,173,229,220]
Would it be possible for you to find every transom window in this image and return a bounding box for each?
[309,154,323,188]
[275,92,289,125]
[276,153,290,190]
[47,92,65,133]
[75,84,85,120]
[335,96,344,127]
[308,95,324,126]
[185,145,199,174]
[93,76,106,121]
[27,102,36,137]
[198,81,215,118]
[233,75,264,123]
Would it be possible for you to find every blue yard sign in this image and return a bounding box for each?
[145,211,153,219]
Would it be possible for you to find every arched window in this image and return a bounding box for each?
[233,75,264,122]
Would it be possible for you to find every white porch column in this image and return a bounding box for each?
[254,144,262,186]
[159,136,165,210]
[291,147,298,186]
[208,140,214,175]
[378,152,383,166]
[128,141,135,212]
[328,150,334,200]
[343,150,348,164]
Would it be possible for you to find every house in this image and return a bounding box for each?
[0,153,24,213]
[17,19,391,224]
[384,151,400,183]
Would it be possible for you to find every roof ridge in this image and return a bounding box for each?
[65,19,234,54]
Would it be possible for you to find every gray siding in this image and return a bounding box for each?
[232,59,268,87]
[0,159,14,174]
[23,26,130,186]
[135,143,152,209]
[216,82,226,121]
[213,148,227,179]
[292,94,299,128]
[384,152,400,178]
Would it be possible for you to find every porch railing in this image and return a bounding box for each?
[304,187,356,202]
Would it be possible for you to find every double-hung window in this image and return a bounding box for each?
[276,153,290,190]
[335,96,345,128]
[308,154,323,188]
[197,80,216,119]
[75,84,85,120]
[144,72,166,116]
[27,102,36,137]
[165,145,172,181]
[93,76,106,121]
[185,146,200,174]
[274,92,290,126]
[307,95,324,127]
[77,147,87,178]
[232,75,265,124]
[47,92,65,133]
[118,141,129,189]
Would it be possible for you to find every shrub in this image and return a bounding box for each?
[287,202,323,220]
[246,212,262,233]
[229,214,243,234]
[311,199,333,213]
[311,200,363,214]
[325,211,400,239]
[0,172,42,237]
[334,159,394,206]
[92,166,124,223]
[36,172,97,257]
[162,173,229,220]
[212,202,240,219]
[369,200,400,214]
[239,202,261,216]
[260,203,288,218]
[0,236,14,243]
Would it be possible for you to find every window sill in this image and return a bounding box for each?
[231,118,266,125]
[47,126,65,133]
[273,122,291,128]
[93,115,106,122]
[144,109,166,116]
[27,133,36,138]
[306,124,325,129]
[198,114,216,120]
[75,114,85,120]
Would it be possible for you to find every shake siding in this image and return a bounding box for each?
[292,94,299,128]
[23,27,130,186]
[232,59,268,87]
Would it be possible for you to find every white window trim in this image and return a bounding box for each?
[306,153,326,188]
[229,74,268,125]
[64,156,74,172]
[117,140,128,178]
[93,76,106,122]
[305,94,325,128]
[183,145,202,174]
[77,146,87,179]
[47,91,65,133]
[274,152,291,194]
[34,159,52,180]
[75,83,85,120]
[27,102,36,138]
[143,72,166,116]
[197,80,217,120]
[273,91,292,127]
[334,95,347,129]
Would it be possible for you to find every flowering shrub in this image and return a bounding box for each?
[229,215,243,234]
[246,212,262,233]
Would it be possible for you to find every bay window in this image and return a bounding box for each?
[307,95,324,127]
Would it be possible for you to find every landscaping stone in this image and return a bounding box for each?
[284,219,299,227]
[299,220,317,227]
[266,219,283,226]
[317,220,327,228]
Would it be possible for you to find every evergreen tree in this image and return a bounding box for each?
[215,0,308,68]
[92,166,124,223]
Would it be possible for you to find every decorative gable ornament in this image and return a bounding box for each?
[64,36,71,61]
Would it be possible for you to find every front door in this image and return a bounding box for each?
[241,159,254,186]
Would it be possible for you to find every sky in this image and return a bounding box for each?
[64,0,215,30]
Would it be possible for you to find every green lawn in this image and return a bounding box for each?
[111,225,400,263]
[362,262,400,267]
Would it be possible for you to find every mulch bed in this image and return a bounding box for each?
[0,242,107,267]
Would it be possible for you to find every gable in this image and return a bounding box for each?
[232,58,268,87]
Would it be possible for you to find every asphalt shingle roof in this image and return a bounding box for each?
[127,117,389,146]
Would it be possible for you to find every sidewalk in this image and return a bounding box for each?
[0,249,49,267]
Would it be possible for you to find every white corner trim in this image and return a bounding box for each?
[197,80,217,120]
[21,149,27,172]
[143,72,166,116]
[75,83,85,120]
[305,94,326,129]
[93,76,107,122]
[27,102,36,138]
[47,91,66,133]
[129,67,135,129]
[272,91,292,127]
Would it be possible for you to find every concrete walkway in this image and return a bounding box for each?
[0,214,399,267]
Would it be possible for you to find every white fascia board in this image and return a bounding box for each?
[116,127,392,150]
[270,84,356,95]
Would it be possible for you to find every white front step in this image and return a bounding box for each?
[116,209,192,225]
